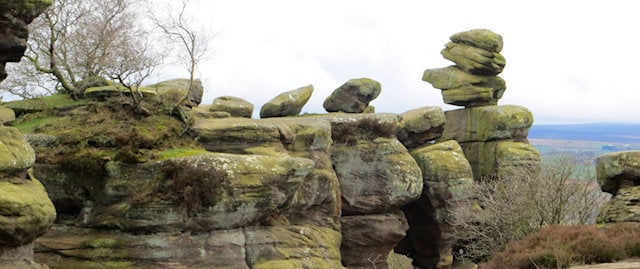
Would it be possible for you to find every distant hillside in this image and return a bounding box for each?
[529,123,640,144]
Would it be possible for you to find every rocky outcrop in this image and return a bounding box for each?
[396,106,446,149]
[260,85,314,118]
[596,151,640,223]
[147,78,204,106]
[323,78,381,113]
[210,95,254,118]
[424,29,540,180]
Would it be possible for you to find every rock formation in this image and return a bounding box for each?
[0,1,55,268]
[210,96,254,118]
[596,151,640,223]
[0,27,544,269]
[260,85,314,118]
[423,29,540,180]
[323,78,381,113]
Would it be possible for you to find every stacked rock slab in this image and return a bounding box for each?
[0,1,56,268]
[423,29,540,180]
[595,151,640,223]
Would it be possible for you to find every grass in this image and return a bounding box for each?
[2,94,85,115]
[157,148,209,160]
[12,116,58,133]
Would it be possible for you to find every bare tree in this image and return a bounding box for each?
[1,0,161,99]
[149,0,213,110]
[451,155,610,263]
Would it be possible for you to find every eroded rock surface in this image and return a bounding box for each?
[323,78,381,113]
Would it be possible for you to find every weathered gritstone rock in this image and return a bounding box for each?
[397,140,474,269]
[461,140,541,179]
[439,105,533,143]
[323,78,381,113]
[597,186,640,223]
[0,126,36,172]
[83,85,158,101]
[147,78,204,106]
[0,172,56,247]
[260,84,314,118]
[424,29,507,107]
[397,106,446,149]
[0,107,15,125]
[210,95,254,118]
[596,151,640,195]
[340,212,408,269]
[36,225,344,269]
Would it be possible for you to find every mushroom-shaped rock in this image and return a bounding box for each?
[210,96,254,118]
[596,151,640,195]
[0,126,35,171]
[397,106,446,149]
[260,85,313,118]
[323,78,381,113]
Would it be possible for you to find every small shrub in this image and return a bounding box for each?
[481,223,640,269]
[161,159,227,218]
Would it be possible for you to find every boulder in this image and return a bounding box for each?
[341,212,408,269]
[449,28,504,53]
[441,42,505,75]
[259,85,313,118]
[0,126,35,171]
[323,78,381,113]
[0,107,15,125]
[0,172,56,247]
[397,140,474,269]
[596,151,640,195]
[397,106,446,149]
[423,66,506,107]
[210,96,254,118]
[439,105,533,143]
[147,78,204,106]
[597,186,640,223]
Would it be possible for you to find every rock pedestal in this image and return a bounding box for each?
[423,29,540,180]
[596,151,640,223]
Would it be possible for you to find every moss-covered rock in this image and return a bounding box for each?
[449,29,504,53]
[83,85,158,101]
[0,107,15,125]
[0,126,35,171]
[597,186,640,224]
[397,106,446,149]
[0,173,56,247]
[260,85,313,118]
[0,0,52,22]
[147,78,204,106]
[193,117,284,154]
[596,151,640,195]
[323,78,381,113]
[340,212,408,269]
[441,42,505,75]
[400,140,474,269]
[460,140,540,180]
[210,95,254,118]
[439,105,533,143]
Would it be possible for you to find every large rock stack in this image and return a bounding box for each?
[423,29,540,179]
[1,1,56,268]
[596,151,640,223]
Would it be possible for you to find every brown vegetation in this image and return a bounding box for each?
[480,222,640,269]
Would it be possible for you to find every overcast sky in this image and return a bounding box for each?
[180,1,638,124]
